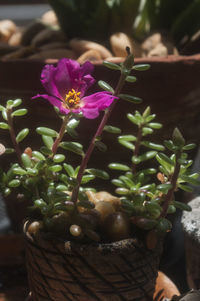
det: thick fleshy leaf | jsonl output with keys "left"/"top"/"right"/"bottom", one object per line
{"left": 60, "top": 142, "right": 84, "bottom": 156}
{"left": 40, "top": 146, "right": 53, "bottom": 156}
{"left": 12, "top": 108, "right": 27, "bottom": 117}
{"left": 8, "top": 179, "right": 21, "bottom": 187}
{"left": 118, "top": 140, "right": 135, "bottom": 150}
{"left": 16, "top": 128, "right": 29, "bottom": 143}
{"left": 132, "top": 64, "right": 150, "bottom": 71}
{"left": 118, "top": 135, "right": 136, "bottom": 141}
{"left": 0, "top": 122, "right": 9, "bottom": 129}
{"left": 87, "top": 168, "right": 109, "bottom": 180}
{"left": 32, "top": 151, "right": 45, "bottom": 161}
{"left": 142, "top": 141, "right": 164, "bottom": 151}
{"left": 53, "top": 154, "right": 65, "bottom": 163}
{"left": 13, "top": 99, "right": 22, "bottom": 107}
{"left": 63, "top": 163, "right": 75, "bottom": 177}
{"left": 21, "top": 153, "right": 32, "bottom": 168}
{"left": 95, "top": 140, "right": 107, "bottom": 152}
{"left": 108, "top": 163, "right": 130, "bottom": 171}
{"left": 104, "top": 125, "right": 121, "bottom": 134}
{"left": 36, "top": 127, "right": 58, "bottom": 137}
{"left": 125, "top": 76, "right": 137, "bottom": 83}
{"left": 173, "top": 201, "right": 192, "bottom": 211}
{"left": 49, "top": 165, "right": 62, "bottom": 173}
{"left": 98, "top": 80, "right": 114, "bottom": 93}
{"left": 119, "top": 94, "right": 142, "bottom": 104}
{"left": 103, "top": 61, "right": 121, "bottom": 70}
{"left": 81, "top": 174, "right": 95, "bottom": 184}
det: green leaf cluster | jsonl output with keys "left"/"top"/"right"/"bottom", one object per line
{"left": 108, "top": 106, "right": 197, "bottom": 233}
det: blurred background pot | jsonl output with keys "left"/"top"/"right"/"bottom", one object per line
{"left": 181, "top": 196, "right": 200, "bottom": 290}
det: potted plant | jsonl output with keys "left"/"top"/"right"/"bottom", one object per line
{"left": 0, "top": 51, "right": 197, "bottom": 300}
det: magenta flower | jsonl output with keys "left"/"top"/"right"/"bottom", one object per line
{"left": 33, "top": 58, "right": 117, "bottom": 119}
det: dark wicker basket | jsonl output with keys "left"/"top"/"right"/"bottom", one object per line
{"left": 24, "top": 221, "right": 163, "bottom": 301}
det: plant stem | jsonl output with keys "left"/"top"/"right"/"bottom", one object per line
{"left": 160, "top": 151, "right": 181, "bottom": 218}
{"left": 71, "top": 72, "right": 127, "bottom": 204}
{"left": 132, "top": 125, "right": 143, "bottom": 174}
{"left": 51, "top": 114, "right": 71, "bottom": 156}
{"left": 7, "top": 108, "right": 22, "bottom": 165}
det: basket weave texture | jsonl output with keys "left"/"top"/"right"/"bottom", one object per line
{"left": 24, "top": 223, "right": 162, "bottom": 301}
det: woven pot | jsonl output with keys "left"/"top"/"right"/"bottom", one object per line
{"left": 24, "top": 221, "right": 163, "bottom": 301}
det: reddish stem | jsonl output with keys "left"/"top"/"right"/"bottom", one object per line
{"left": 7, "top": 108, "right": 22, "bottom": 165}
{"left": 51, "top": 115, "right": 71, "bottom": 157}
{"left": 160, "top": 151, "right": 181, "bottom": 218}
{"left": 71, "top": 72, "right": 127, "bottom": 204}
{"left": 132, "top": 125, "right": 143, "bottom": 174}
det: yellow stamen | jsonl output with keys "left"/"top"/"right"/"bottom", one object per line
{"left": 64, "top": 89, "right": 81, "bottom": 109}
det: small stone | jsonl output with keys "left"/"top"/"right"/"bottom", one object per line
{"left": 28, "top": 221, "right": 42, "bottom": 235}
{"left": 104, "top": 212, "right": 130, "bottom": 241}
{"left": 31, "top": 29, "right": 67, "bottom": 48}
{"left": 39, "top": 42, "right": 68, "bottom": 51}
{"left": 95, "top": 201, "right": 115, "bottom": 222}
{"left": 70, "top": 224, "right": 82, "bottom": 237}
{"left": 0, "top": 43, "right": 18, "bottom": 56}
{"left": 142, "top": 32, "right": 179, "bottom": 57}
{"left": 2, "top": 46, "right": 35, "bottom": 60}
{"left": 0, "top": 19, "right": 17, "bottom": 42}
{"left": 41, "top": 10, "right": 58, "bottom": 26}
{"left": 8, "top": 30, "right": 22, "bottom": 47}
{"left": 28, "top": 48, "right": 76, "bottom": 60}
{"left": 95, "top": 191, "right": 121, "bottom": 210}
{"left": 3, "top": 46, "right": 35, "bottom": 60}
{"left": 0, "top": 143, "right": 5, "bottom": 155}
{"left": 20, "top": 21, "right": 47, "bottom": 46}
{"left": 110, "top": 32, "right": 142, "bottom": 57}
{"left": 77, "top": 49, "right": 102, "bottom": 64}
{"left": 105, "top": 56, "right": 124, "bottom": 63}
{"left": 141, "top": 33, "right": 162, "bottom": 54}
{"left": 69, "top": 39, "right": 112, "bottom": 59}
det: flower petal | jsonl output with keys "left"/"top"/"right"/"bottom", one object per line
{"left": 54, "top": 58, "right": 81, "bottom": 98}
{"left": 41, "top": 64, "right": 63, "bottom": 100}
{"left": 32, "top": 94, "right": 70, "bottom": 115}
{"left": 81, "top": 92, "right": 117, "bottom": 119}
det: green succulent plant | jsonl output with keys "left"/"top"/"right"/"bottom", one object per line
{"left": 0, "top": 52, "right": 198, "bottom": 244}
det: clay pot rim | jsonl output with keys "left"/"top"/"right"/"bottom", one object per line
{"left": 23, "top": 219, "right": 157, "bottom": 255}
{"left": 1, "top": 53, "right": 200, "bottom": 66}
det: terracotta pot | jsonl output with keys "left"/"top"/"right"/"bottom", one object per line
{"left": 181, "top": 196, "right": 200, "bottom": 289}
{"left": 24, "top": 221, "right": 163, "bottom": 301}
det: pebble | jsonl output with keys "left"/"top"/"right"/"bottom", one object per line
{"left": 39, "top": 42, "right": 68, "bottom": 51}
{"left": 142, "top": 32, "right": 179, "bottom": 57}
{"left": 20, "top": 21, "right": 47, "bottom": 46}
{"left": 77, "top": 49, "right": 102, "bottom": 64}
{"left": 69, "top": 39, "right": 112, "bottom": 59}
{"left": 31, "top": 28, "right": 67, "bottom": 47}
{"left": 147, "top": 42, "right": 178, "bottom": 57}
{"left": 141, "top": 33, "right": 162, "bottom": 54}
{"left": 104, "top": 212, "right": 130, "bottom": 241}
{"left": 0, "top": 43, "right": 18, "bottom": 56}
{"left": 28, "top": 48, "right": 76, "bottom": 60}
{"left": 110, "top": 32, "right": 142, "bottom": 57}
{"left": 41, "top": 10, "right": 58, "bottom": 26}
{"left": 2, "top": 46, "right": 35, "bottom": 60}
{"left": 0, "top": 20, "right": 17, "bottom": 43}
{"left": 95, "top": 201, "right": 115, "bottom": 222}
{"left": 8, "top": 31, "right": 22, "bottom": 47}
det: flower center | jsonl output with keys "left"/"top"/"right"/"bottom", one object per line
{"left": 64, "top": 89, "right": 81, "bottom": 109}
